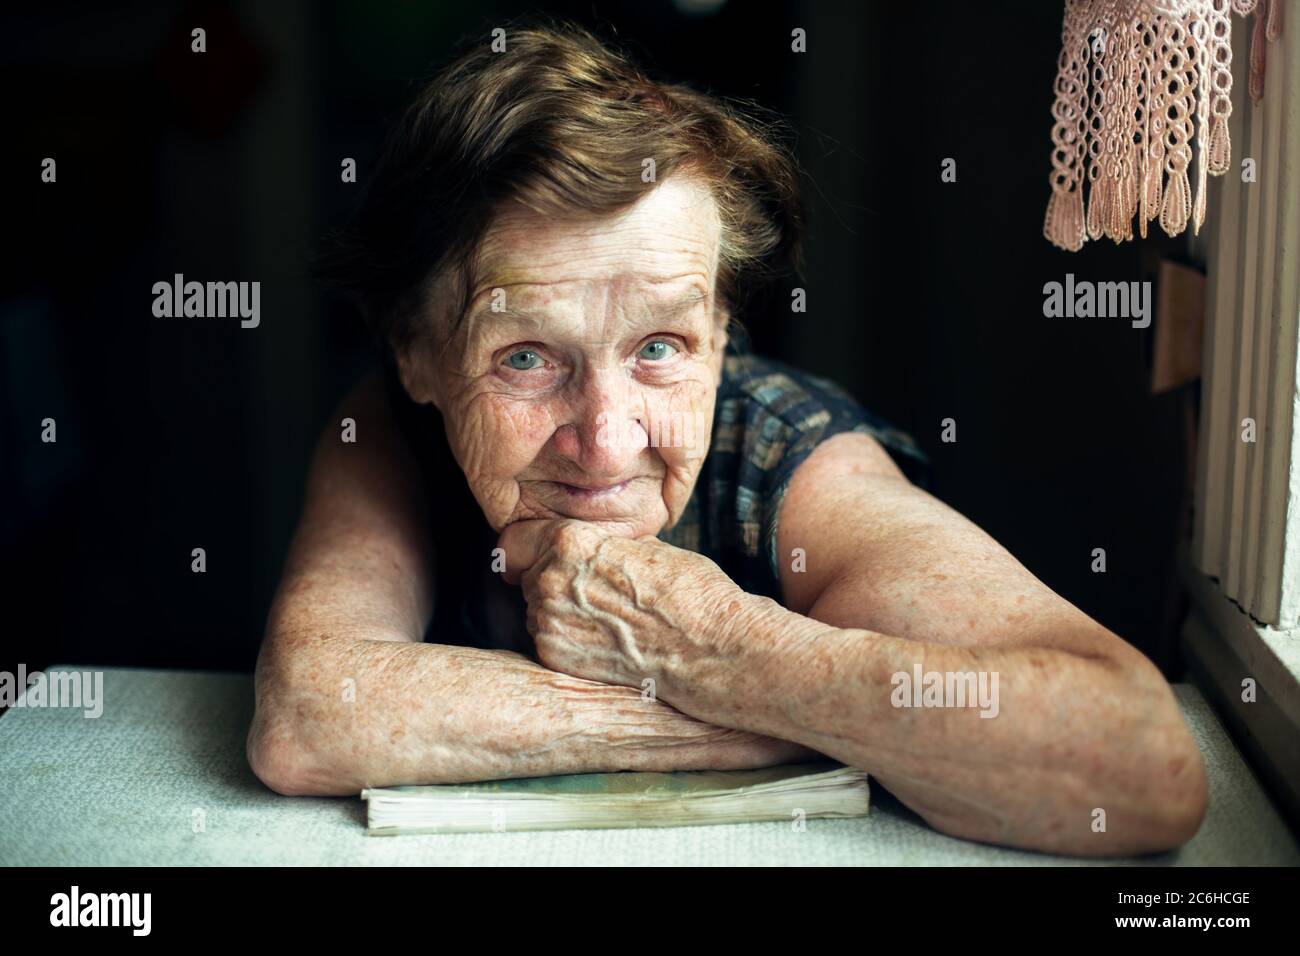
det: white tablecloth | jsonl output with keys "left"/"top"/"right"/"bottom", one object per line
{"left": 0, "top": 667, "right": 1294, "bottom": 865}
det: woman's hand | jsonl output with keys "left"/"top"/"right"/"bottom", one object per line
{"left": 496, "top": 519, "right": 742, "bottom": 692}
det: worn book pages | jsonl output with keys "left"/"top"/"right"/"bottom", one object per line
{"left": 362, "top": 761, "right": 869, "bottom": 834}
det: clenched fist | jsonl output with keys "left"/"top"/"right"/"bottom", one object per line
{"left": 496, "top": 518, "right": 742, "bottom": 693}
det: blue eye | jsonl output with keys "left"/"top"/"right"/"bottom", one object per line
{"left": 638, "top": 340, "right": 678, "bottom": 361}
{"left": 505, "top": 350, "right": 543, "bottom": 370}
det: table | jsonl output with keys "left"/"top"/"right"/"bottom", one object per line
{"left": 1, "top": 667, "right": 1295, "bottom": 865}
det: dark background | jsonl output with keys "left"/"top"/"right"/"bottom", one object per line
{"left": 1, "top": 0, "right": 1198, "bottom": 683}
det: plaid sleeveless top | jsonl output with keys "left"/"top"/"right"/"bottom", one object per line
{"left": 656, "top": 343, "right": 928, "bottom": 601}
{"left": 384, "top": 343, "right": 927, "bottom": 649}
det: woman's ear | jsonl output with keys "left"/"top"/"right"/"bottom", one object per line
{"left": 395, "top": 341, "right": 442, "bottom": 410}
{"left": 710, "top": 312, "right": 730, "bottom": 387}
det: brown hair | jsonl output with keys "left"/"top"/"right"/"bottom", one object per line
{"left": 317, "top": 20, "right": 804, "bottom": 353}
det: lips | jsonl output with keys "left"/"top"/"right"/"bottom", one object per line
{"left": 554, "top": 479, "right": 632, "bottom": 499}
{"left": 519, "top": 475, "right": 663, "bottom": 528}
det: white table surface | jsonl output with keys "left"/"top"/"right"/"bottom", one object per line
{"left": 0, "top": 666, "right": 1295, "bottom": 866}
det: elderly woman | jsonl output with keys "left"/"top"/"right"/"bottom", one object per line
{"left": 247, "top": 24, "right": 1206, "bottom": 856}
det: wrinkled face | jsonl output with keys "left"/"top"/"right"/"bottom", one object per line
{"left": 397, "top": 175, "right": 728, "bottom": 540}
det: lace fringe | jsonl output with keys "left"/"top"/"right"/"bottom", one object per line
{"left": 1044, "top": 0, "right": 1285, "bottom": 251}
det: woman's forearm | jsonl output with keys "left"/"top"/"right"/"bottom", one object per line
{"left": 655, "top": 590, "right": 1207, "bottom": 856}
{"left": 247, "top": 627, "right": 815, "bottom": 795}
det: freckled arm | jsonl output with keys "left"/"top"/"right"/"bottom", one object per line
{"left": 646, "top": 434, "right": 1208, "bottom": 856}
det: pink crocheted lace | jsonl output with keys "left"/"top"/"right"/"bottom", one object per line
{"left": 1045, "top": 0, "right": 1284, "bottom": 250}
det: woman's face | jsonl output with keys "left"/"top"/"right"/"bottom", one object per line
{"left": 398, "top": 175, "right": 728, "bottom": 540}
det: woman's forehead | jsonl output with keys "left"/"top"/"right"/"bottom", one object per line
{"left": 471, "top": 176, "right": 723, "bottom": 296}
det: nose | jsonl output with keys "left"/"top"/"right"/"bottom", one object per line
{"left": 550, "top": 363, "right": 647, "bottom": 479}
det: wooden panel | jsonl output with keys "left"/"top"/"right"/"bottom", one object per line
{"left": 1242, "top": 20, "right": 1286, "bottom": 612}
{"left": 1195, "top": 17, "right": 1252, "bottom": 579}
{"left": 1224, "top": 57, "right": 1265, "bottom": 602}
{"left": 1195, "top": 17, "right": 1300, "bottom": 629}
{"left": 1254, "top": 17, "right": 1300, "bottom": 627}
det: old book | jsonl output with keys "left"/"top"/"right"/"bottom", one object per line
{"left": 362, "top": 761, "right": 869, "bottom": 834}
